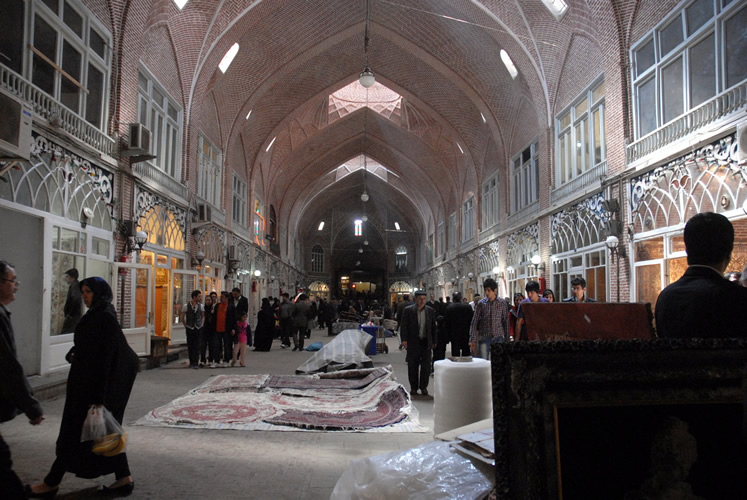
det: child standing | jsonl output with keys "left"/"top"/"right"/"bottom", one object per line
{"left": 232, "top": 312, "right": 250, "bottom": 367}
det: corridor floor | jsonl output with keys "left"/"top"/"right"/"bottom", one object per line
{"left": 6, "top": 330, "right": 436, "bottom": 499}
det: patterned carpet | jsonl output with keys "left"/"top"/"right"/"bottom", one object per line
{"left": 133, "top": 366, "right": 428, "bottom": 433}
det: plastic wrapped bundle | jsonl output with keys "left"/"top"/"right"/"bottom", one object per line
{"left": 433, "top": 358, "right": 492, "bottom": 435}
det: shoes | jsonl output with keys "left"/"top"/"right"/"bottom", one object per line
{"left": 292, "top": 346, "right": 298, "bottom": 351}
{"left": 410, "top": 389, "right": 418, "bottom": 396}
{"left": 240, "top": 364, "right": 246, "bottom": 367}
{"left": 24, "top": 484, "right": 59, "bottom": 499}
{"left": 210, "top": 362, "right": 217, "bottom": 368}
{"left": 421, "top": 389, "right": 429, "bottom": 396}
{"left": 230, "top": 360, "right": 236, "bottom": 367}
{"left": 100, "top": 481, "right": 135, "bottom": 497}
{"left": 192, "top": 365, "right": 199, "bottom": 370}
{"left": 199, "top": 362, "right": 205, "bottom": 368}
{"left": 280, "top": 344, "right": 288, "bottom": 349}
{"left": 221, "top": 361, "right": 229, "bottom": 368}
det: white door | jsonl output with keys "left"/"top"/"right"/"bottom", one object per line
{"left": 170, "top": 269, "right": 199, "bottom": 344}
{"left": 112, "top": 262, "right": 153, "bottom": 356}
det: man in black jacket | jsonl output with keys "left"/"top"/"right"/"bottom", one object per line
{"left": 445, "top": 291, "right": 474, "bottom": 357}
{"left": 655, "top": 212, "right": 747, "bottom": 338}
{"left": 400, "top": 290, "right": 437, "bottom": 396}
{"left": 0, "top": 260, "right": 44, "bottom": 497}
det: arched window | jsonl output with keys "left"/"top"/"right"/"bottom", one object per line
{"left": 395, "top": 246, "right": 408, "bottom": 272}
{"left": 311, "top": 245, "right": 324, "bottom": 273}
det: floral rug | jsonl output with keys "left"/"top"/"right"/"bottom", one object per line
{"left": 133, "top": 367, "right": 428, "bottom": 433}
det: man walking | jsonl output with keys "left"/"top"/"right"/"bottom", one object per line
{"left": 278, "top": 293, "right": 293, "bottom": 348}
{"left": 445, "top": 291, "right": 474, "bottom": 357}
{"left": 0, "top": 260, "right": 44, "bottom": 497}
{"left": 400, "top": 290, "right": 437, "bottom": 396}
{"left": 469, "top": 278, "right": 509, "bottom": 359}
{"left": 180, "top": 290, "right": 204, "bottom": 369}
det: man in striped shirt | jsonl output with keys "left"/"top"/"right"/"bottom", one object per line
{"left": 468, "top": 278, "right": 509, "bottom": 360}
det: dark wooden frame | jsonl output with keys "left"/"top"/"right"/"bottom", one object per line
{"left": 491, "top": 338, "right": 747, "bottom": 498}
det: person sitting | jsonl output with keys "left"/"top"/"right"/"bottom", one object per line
{"left": 655, "top": 212, "right": 747, "bottom": 338}
{"left": 562, "top": 277, "right": 596, "bottom": 302}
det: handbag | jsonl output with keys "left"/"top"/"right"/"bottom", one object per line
{"left": 80, "top": 405, "right": 127, "bottom": 456}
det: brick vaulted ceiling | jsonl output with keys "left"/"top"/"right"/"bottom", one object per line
{"left": 128, "top": 0, "right": 618, "bottom": 248}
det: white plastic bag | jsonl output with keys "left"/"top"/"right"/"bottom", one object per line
{"left": 80, "top": 405, "right": 127, "bottom": 456}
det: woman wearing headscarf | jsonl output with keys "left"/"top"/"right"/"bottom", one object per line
{"left": 28, "top": 277, "right": 139, "bottom": 498}
{"left": 253, "top": 297, "right": 275, "bottom": 351}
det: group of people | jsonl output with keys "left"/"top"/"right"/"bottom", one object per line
{"left": 2, "top": 263, "right": 138, "bottom": 498}
{"left": 181, "top": 288, "right": 259, "bottom": 369}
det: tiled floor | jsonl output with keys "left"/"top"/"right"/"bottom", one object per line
{"left": 7, "top": 331, "right": 438, "bottom": 498}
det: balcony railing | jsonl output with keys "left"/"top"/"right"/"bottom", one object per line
{"left": 627, "top": 82, "right": 747, "bottom": 164}
{"left": 132, "top": 161, "right": 187, "bottom": 200}
{"left": 550, "top": 161, "right": 607, "bottom": 204}
{"left": 1, "top": 65, "right": 115, "bottom": 157}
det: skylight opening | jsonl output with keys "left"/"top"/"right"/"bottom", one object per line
{"left": 318, "top": 221, "right": 325, "bottom": 231}
{"left": 500, "top": 50, "right": 518, "bottom": 79}
{"left": 245, "top": 110, "right": 252, "bottom": 120}
{"left": 172, "top": 0, "right": 188, "bottom": 9}
{"left": 265, "top": 136, "right": 276, "bottom": 152}
{"left": 457, "top": 142, "right": 464, "bottom": 154}
{"left": 540, "top": 0, "right": 569, "bottom": 21}
{"left": 394, "top": 222, "right": 401, "bottom": 231}
{"left": 480, "top": 112, "right": 487, "bottom": 124}
{"left": 219, "top": 43, "right": 239, "bottom": 73}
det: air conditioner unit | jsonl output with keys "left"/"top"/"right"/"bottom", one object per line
{"left": 127, "top": 123, "right": 151, "bottom": 153}
{"left": 197, "top": 203, "right": 212, "bottom": 222}
{"left": 0, "top": 85, "right": 33, "bottom": 161}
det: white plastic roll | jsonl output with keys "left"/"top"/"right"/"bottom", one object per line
{"left": 433, "top": 358, "right": 492, "bottom": 435}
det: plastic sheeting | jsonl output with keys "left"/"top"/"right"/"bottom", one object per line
{"left": 295, "top": 329, "right": 373, "bottom": 374}
{"left": 330, "top": 440, "right": 494, "bottom": 500}
{"left": 433, "top": 358, "right": 492, "bottom": 435}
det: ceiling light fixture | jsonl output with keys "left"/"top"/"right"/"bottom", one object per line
{"left": 359, "top": 0, "right": 375, "bottom": 88}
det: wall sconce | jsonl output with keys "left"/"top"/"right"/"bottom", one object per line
{"left": 133, "top": 231, "right": 148, "bottom": 252}
{"left": 492, "top": 266, "right": 500, "bottom": 275}
{"left": 467, "top": 272, "right": 474, "bottom": 280}
{"left": 123, "top": 221, "right": 148, "bottom": 254}
{"left": 195, "top": 250, "right": 205, "bottom": 268}
{"left": 254, "top": 269, "right": 261, "bottom": 277}
{"left": 605, "top": 235, "right": 626, "bottom": 258}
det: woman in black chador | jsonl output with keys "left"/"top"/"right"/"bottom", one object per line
{"left": 253, "top": 297, "right": 275, "bottom": 351}
{"left": 28, "top": 277, "right": 139, "bottom": 498}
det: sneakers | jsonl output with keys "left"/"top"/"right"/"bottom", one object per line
{"left": 292, "top": 346, "right": 298, "bottom": 351}
{"left": 210, "top": 362, "right": 217, "bottom": 368}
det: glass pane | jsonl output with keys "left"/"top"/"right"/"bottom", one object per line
{"left": 92, "top": 237, "right": 109, "bottom": 256}
{"left": 559, "top": 112, "right": 570, "bottom": 129}
{"left": 570, "top": 256, "right": 583, "bottom": 267}
{"left": 661, "top": 57, "right": 684, "bottom": 124}
{"left": 593, "top": 108, "right": 603, "bottom": 165}
{"left": 87, "top": 259, "right": 109, "bottom": 282}
{"left": 173, "top": 273, "right": 185, "bottom": 325}
{"left": 667, "top": 256, "right": 688, "bottom": 285}
{"left": 167, "top": 102, "right": 178, "bottom": 121}
{"left": 592, "top": 81, "right": 605, "bottom": 103}
{"left": 671, "top": 235, "right": 686, "bottom": 253}
{"left": 50, "top": 252, "right": 85, "bottom": 335}
{"left": 63, "top": 2, "right": 83, "bottom": 38}
{"left": 638, "top": 78, "right": 657, "bottom": 136}
{"left": 636, "top": 263, "right": 661, "bottom": 306}
{"left": 574, "top": 98, "right": 588, "bottom": 116}
{"left": 689, "top": 33, "right": 715, "bottom": 108}
{"left": 635, "top": 38, "right": 655, "bottom": 77}
{"left": 724, "top": 6, "right": 747, "bottom": 89}
{"left": 61, "top": 40, "right": 81, "bottom": 112}
{"left": 33, "top": 15, "right": 57, "bottom": 94}
{"left": 42, "top": 0, "right": 58, "bottom": 14}
{"left": 86, "top": 64, "right": 104, "bottom": 127}
{"left": 636, "top": 237, "right": 664, "bottom": 260}
{"left": 659, "top": 17, "right": 684, "bottom": 56}
{"left": 89, "top": 27, "right": 106, "bottom": 59}
{"left": 575, "top": 119, "right": 586, "bottom": 176}
{"left": 152, "top": 88, "right": 164, "bottom": 108}
{"left": 686, "top": 0, "right": 712, "bottom": 36}
{"left": 138, "top": 72, "right": 148, "bottom": 92}
{"left": 59, "top": 228, "right": 80, "bottom": 252}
